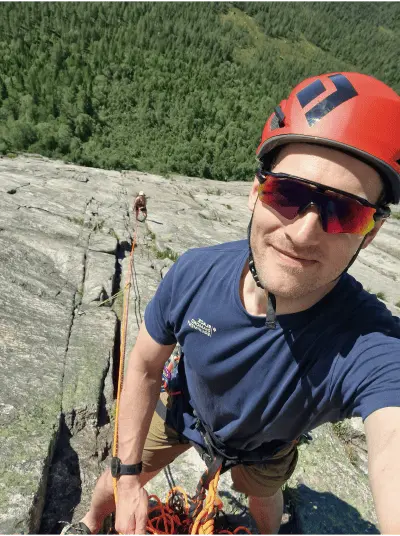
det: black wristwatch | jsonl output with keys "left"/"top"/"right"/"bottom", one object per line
{"left": 110, "top": 457, "right": 143, "bottom": 478}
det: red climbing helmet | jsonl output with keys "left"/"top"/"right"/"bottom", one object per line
{"left": 256, "top": 72, "right": 400, "bottom": 204}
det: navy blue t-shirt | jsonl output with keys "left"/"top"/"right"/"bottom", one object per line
{"left": 144, "top": 240, "right": 400, "bottom": 452}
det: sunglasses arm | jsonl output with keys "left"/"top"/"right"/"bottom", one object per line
{"left": 374, "top": 206, "right": 391, "bottom": 221}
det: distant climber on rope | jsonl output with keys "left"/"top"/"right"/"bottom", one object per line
{"left": 133, "top": 191, "right": 147, "bottom": 222}
{"left": 62, "top": 72, "right": 400, "bottom": 535}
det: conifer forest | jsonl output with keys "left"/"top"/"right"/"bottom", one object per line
{"left": 0, "top": 2, "right": 398, "bottom": 180}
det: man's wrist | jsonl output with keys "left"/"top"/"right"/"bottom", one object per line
{"left": 116, "top": 474, "right": 142, "bottom": 490}
{"left": 110, "top": 456, "right": 143, "bottom": 478}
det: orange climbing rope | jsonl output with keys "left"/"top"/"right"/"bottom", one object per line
{"left": 112, "top": 224, "right": 251, "bottom": 534}
{"left": 112, "top": 227, "right": 137, "bottom": 503}
{"left": 145, "top": 465, "right": 250, "bottom": 534}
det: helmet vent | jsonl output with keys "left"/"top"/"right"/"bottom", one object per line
{"left": 396, "top": 159, "right": 400, "bottom": 166}
{"left": 270, "top": 106, "right": 285, "bottom": 131}
{"left": 270, "top": 114, "right": 280, "bottom": 131}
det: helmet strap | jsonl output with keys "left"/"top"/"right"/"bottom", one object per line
{"left": 337, "top": 236, "right": 367, "bottom": 277}
{"left": 247, "top": 216, "right": 277, "bottom": 329}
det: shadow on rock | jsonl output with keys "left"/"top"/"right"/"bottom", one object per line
{"left": 219, "top": 489, "right": 298, "bottom": 535}
{"left": 39, "top": 417, "right": 82, "bottom": 534}
{"left": 285, "top": 484, "right": 379, "bottom": 534}
{"left": 218, "top": 490, "right": 258, "bottom": 533}
{"left": 217, "top": 485, "right": 378, "bottom": 535}
{"left": 119, "top": 240, "right": 132, "bottom": 254}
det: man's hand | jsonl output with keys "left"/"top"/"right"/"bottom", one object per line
{"left": 115, "top": 478, "right": 149, "bottom": 534}
{"left": 365, "top": 406, "right": 400, "bottom": 534}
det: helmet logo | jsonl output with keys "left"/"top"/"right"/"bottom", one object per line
{"left": 297, "top": 74, "right": 358, "bottom": 127}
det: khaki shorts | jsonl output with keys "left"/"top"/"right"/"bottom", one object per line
{"left": 142, "top": 393, "right": 298, "bottom": 497}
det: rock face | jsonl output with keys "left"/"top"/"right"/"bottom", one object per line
{"left": 0, "top": 155, "right": 399, "bottom": 534}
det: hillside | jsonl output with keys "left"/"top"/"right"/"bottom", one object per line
{"left": 0, "top": 2, "right": 399, "bottom": 179}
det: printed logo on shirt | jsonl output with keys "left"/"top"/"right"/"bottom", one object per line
{"left": 188, "top": 318, "right": 217, "bottom": 337}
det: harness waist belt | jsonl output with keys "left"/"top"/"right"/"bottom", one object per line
{"left": 155, "top": 398, "right": 293, "bottom": 470}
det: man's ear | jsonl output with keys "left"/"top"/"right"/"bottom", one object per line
{"left": 248, "top": 176, "right": 259, "bottom": 212}
{"left": 362, "top": 219, "right": 385, "bottom": 249}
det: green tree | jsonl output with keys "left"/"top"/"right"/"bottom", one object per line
{"left": 8, "top": 120, "right": 37, "bottom": 150}
{"left": 0, "top": 2, "right": 398, "bottom": 176}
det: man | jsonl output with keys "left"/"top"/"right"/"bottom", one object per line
{"left": 62, "top": 72, "right": 400, "bottom": 535}
{"left": 133, "top": 191, "right": 147, "bottom": 221}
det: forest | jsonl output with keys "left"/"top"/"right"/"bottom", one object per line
{"left": 0, "top": 2, "right": 398, "bottom": 181}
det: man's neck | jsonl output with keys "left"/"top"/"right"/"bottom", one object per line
{"left": 240, "top": 264, "right": 338, "bottom": 317}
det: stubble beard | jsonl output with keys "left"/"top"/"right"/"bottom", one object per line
{"left": 250, "top": 225, "right": 348, "bottom": 301}
{"left": 251, "top": 243, "right": 323, "bottom": 300}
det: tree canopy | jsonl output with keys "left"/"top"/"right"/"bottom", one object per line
{"left": 0, "top": 2, "right": 398, "bottom": 180}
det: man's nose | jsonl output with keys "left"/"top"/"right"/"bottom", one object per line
{"left": 284, "top": 205, "right": 324, "bottom": 246}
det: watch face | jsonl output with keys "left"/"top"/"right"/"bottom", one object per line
{"left": 110, "top": 457, "right": 120, "bottom": 477}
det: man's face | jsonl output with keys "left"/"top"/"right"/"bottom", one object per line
{"left": 248, "top": 143, "right": 384, "bottom": 300}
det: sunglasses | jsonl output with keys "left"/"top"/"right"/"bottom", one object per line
{"left": 256, "top": 171, "right": 390, "bottom": 236}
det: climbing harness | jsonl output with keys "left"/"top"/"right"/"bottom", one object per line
{"left": 156, "top": 379, "right": 295, "bottom": 473}
{"left": 112, "top": 221, "right": 252, "bottom": 534}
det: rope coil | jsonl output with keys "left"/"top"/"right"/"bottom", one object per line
{"left": 146, "top": 466, "right": 250, "bottom": 535}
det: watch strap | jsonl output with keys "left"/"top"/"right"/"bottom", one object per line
{"left": 120, "top": 461, "right": 143, "bottom": 475}
{"left": 110, "top": 456, "right": 143, "bottom": 477}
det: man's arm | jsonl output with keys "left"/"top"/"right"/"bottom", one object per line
{"left": 118, "top": 320, "right": 175, "bottom": 464}
{"left": 115, "top": 321, "right": 175, "bottom": 533}
{"left": 365, "top": 406, "right": 400, "bottom": 534}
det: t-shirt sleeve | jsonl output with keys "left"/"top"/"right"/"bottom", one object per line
{"left": 337, "top": 333, "right": 400, "bottom": 421}
{"left": 144, "top": 260, "right": 179, "bottom": 346}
